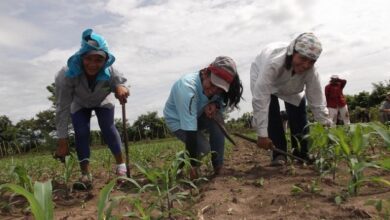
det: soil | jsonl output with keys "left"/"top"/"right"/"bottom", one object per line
{"left": 1, "top": 137, "right": 390, "bottom": 220}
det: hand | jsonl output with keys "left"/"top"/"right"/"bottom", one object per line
{"left": 257, "top": 137, "right": 274, "bottom": 150}
{"left": 115, "top": 85, "right": 130, "bottom": 105}
{"left": 56, "top": 138, "right": 69, "bottom": 156}
{"left": 204, "top": 103, "right": 217, "bottom": 118}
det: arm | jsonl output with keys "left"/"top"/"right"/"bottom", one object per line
{"left": 109, "top": 67, "right": 129, "bottom": 104}
{"left": 250, "top": 58, "right": 274, "bottom": 138}
{"left": 305, "top": 69, "right": 333, "bottom": 126}
{"left": 55, "top": 68, "right": 74, "bottom": 139}
{"left": 339, "top": 79, "right": 347, "bottom": 89}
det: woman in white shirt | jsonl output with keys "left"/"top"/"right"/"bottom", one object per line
{"left": 250, "top": 33, "right": 332, "bottom": 166}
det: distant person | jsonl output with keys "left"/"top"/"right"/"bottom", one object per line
{"left": 250, "top": 33, "right": 332, "bottom": 166}
{"left": 325, "top": 75, "right": 350, "bottom": 125}
{"left": 54, "top": 29, "right": 130, "bottom": 189}
{"left": 356, "top": 107, "right": 370, "bottom": 123}
{"left": 380, "top": 92, "right": 390, "bottom": 123}
{"left": 164, "top": 56, "right": 243, "bottom": 178}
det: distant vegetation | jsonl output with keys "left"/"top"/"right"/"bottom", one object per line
{"left": 0, "top": 80, "right": 389, "bottom": 157}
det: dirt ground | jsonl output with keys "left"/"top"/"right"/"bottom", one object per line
{"left": 2, "top": 137, "right": 390, "bottom": 220}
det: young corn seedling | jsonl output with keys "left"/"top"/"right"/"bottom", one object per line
{"left": 61, "top": 153, "right": 77, "bottom": 197}
{"left": 134, "top": 150, "right": 201, "bottom": 219}
{"left": 0, "top": 180, "right": 54, "bottom": 220}
{"left": 97, "top": 176, "right": 141, "bottom": 219}
{"left": 10, "top": 165, "right": 33, "bottom": 193}
{"left": 365, "top": 198, "right": 390, "bottom": 220}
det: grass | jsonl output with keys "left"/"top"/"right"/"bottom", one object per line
{"left": 0, "top": 136, "right": 235, "bottom": 184}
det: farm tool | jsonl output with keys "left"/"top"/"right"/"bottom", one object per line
{"left": 121, "top": 103, "right": 131, "bottom": 178}
{"left": 212, "top": 114, "right": 237, "bottom": 146}
{"left": 232, "top": 133, "right": 308, "bottom": 164}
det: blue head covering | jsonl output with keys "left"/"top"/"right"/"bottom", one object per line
{"left": 65, "top": 29, "right": 115, "bottom": 81}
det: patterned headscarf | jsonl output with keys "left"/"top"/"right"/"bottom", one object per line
{"left": 286, "top": 33, "right": 322, "bottom": 60}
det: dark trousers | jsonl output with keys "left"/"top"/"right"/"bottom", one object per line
{"left": 71, "top": 107, "right": 122, "bottom": 162}
{"left": 173, "top": 113, "right": 225, "bottom": 168}
{"left": 268, "top": 95, "right": 309, "bottom": 160}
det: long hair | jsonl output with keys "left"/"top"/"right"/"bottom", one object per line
{"left": 201, "top": 68, "right": 243, "bottom": 109}
{"left": 284, "top": 54, "right": 293, "bottom": 70}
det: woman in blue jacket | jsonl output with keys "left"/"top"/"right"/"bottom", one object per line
{"left": 54, "top": 29, "right": 129, "bottom": 189}
{"left": 164, "top": 56, "right": 243, "bottom": 178}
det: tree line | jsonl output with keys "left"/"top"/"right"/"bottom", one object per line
{"left": 0, "top": 80, "right": 389, "bottom": 157}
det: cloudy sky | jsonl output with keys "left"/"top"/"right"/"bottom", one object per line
{"left": 1, "top": 0, "right": 389, "bottom": 126}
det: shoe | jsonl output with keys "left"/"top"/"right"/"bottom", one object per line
{"left": 270, "top": 155, "right": 286, "bottom": 167}
{"left": 73, "top": 173, "right": 93, "bottom": 190}
{"left": 116, "top": 165, "right": 128, "bottom": 185}
{"left": 213, "top": 165, "right": 224, "bottom": 176}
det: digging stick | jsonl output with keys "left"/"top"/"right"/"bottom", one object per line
{"left": 121, "top": 103, "right": 131, "bottom": 177}
{"left": 212, "top": 116, "right": 237, "bottom": 146}
{"left": 233, "top": 133, "right": 307, "bottom": 164}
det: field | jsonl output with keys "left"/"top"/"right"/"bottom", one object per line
{"left": 1, "top": 123, "right": 390, "bottom": 219}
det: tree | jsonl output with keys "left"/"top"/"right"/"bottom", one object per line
{"left": 131, "top": 111, "right": 169, "bottom": 140}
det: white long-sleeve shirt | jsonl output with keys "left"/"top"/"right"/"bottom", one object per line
{"left": 250, "top": 42, "right": 331, "bottom": 137}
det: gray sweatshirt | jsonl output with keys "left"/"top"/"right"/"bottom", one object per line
{"left": 55, "top": 66, "right": 127, "bottom": 138}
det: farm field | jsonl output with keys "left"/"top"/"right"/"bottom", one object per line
{"left": 1, "top": 123, "right": 390, "bottom": 219}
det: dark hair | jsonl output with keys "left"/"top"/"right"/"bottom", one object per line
{"left": 284, "top": 54, "right": 293, "bottom": 70}
{"left": 201, "top": 68, "right": 243, "bottom": 109}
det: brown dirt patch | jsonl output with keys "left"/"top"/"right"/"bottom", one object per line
{"left": 1, "top": 138, "right": 389, "bottom": 219}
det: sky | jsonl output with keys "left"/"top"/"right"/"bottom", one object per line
{"left": 0, "top": 0, "right": 389, "bottom": 127}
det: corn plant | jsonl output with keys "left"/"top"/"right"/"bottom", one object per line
{"left": 0, "top": 180, "right": 53, "bottom": 220}
{"left": 97, "top": 177, "right": 141, "bottom": 220}
{"left": 10, "top": 165, "right": 33, "bottom": 193}
{"left": 132, "top": 150, "right": 202, "bottom": 219}
{"left": 365, "top": 198, "right": 390, "bottom": 220}
{"left": 122, "top": 196, "right": 155, "bottom": 220}
{"left": 307, "top": 123, "right": 340, "bottom": 180}
{"left": 308, "top": 122, "right": 390, "bottom": 195}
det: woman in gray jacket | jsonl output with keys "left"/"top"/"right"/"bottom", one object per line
{"left": 54, "top": 29, "right": 129, "bottom": 189}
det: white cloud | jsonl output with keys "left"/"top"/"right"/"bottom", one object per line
{"left": 0, "top": 0, "right": 389, "bottom": 125}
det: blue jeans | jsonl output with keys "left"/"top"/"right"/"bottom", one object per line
{"left": 268, "top": 95, "right": 309, "bottom": 160}
{"left": 71, "top": 107, "right": 122, "bottom": 162}
{"left": 173, "top": 114, "right": 225, "bottom": 168}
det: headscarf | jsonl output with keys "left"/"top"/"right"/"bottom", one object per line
{"left": 286, "top": 33, "right": 322, "bottom": 60}
{"left": 65, "top": 29, "right": 115, "bottom": 81}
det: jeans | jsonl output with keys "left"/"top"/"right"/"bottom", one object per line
{"left": 268, "top": 95, "right": 309, "bottom": 160}
{"left": 71, "top": 107, "right": 122, "bottom": 162}
{"left": 173, "top": 113, "right": 225, "bottom": 168}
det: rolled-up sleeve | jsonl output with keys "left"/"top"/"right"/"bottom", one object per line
{"left": 55, "top": 68, "right": 73, "bottom": 138}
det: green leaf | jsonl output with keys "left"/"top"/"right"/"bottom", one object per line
{"left": 369, "top": 122, "right": 390, "bottom": 147}
{"left": 0, "top": 183, "right": 45, "bottom": 220}
{"left": 370, "top": 177, "right": 390, "bottom": 187}
{"left": 34, "top": 181, "right": 53, "bottom": 220}
{"left": 334, "top": 196, "right": 342, "bottom": 205}
{"left": 376, "top": 158, "right": 390, "bottom": 170}
{"left": 97, "top": 179, "right": 116, "bottom": 220}
{"left": 351, "top": 124, "right": 363, "bottom": 154}
{"left": 291, "top": 185, "right": 304, "bottom": 195}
